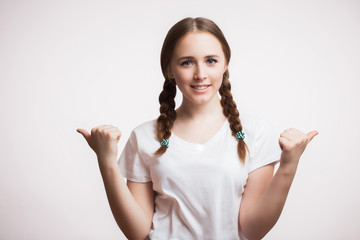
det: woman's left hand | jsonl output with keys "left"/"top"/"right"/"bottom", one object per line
{"left": 278, "top": 128, "right": 318, "bottom": 170}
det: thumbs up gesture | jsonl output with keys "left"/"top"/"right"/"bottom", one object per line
{"left": 278, "top": 128, "right": 318, "bottom": 169}
{"left": 77, "top": 125, "right": 122, "bottom": 162}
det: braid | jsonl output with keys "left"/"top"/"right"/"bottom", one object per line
{"left": 154, "top": 78, "right": 177, "bottom": 155}
{"left": 219, "top": 70, "right": 249, "bottom": 164}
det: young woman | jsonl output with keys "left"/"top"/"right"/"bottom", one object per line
{"left": 77, "top": 17, "right": 318, "bottom": 240}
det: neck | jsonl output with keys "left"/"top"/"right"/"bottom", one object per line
{"left": 176, "top": 95, "right": 225, "bottom": 122}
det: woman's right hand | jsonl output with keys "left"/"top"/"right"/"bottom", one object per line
{"left": 77, "top": 125, "right": 122, "bottom": 163}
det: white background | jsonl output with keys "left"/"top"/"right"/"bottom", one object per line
{"left": 1, "top": 0, "right": 359, "bottom": 239}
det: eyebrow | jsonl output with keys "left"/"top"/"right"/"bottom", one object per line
{"left": 177, "top": 55, "right": 220, "bottom": 61}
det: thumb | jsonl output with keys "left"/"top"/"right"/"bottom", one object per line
{"left": 77, "top": 128, "right": 91, "bottom": 144}
{"left": 307, "top": 130, "right": 319, "bottom": 144}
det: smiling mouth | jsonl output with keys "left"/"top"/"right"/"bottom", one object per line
{"left": 191, "top": 85, "right": 210, "bottom": 90}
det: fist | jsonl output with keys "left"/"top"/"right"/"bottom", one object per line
{"left": 279, "top": 128, "right": 318, "bottom": 168}
{"left": 77, "top": 125, "right": 122, "bottom": 160}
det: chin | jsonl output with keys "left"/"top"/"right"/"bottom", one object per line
{"left": 189, "top": 97, "right": 215, "bottom": 105}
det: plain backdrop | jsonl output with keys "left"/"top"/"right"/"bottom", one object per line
{"left": 1, "top": 0, "right": 359, "bottom": 239}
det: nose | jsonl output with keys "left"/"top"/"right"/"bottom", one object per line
{"left": 194, "top": 63, "right": 207, "bottom": 81}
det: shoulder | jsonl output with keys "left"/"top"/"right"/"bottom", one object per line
{"left": 239, "top": 110, "right": 281, "bottom": 170}
{"left": 129, "top": 119, "right": 159, "bottom": 154}
{"left": 239, "top": 110, "right": 273, "bottom": 131}
{"left": 132, "top": 119, "right": 157, "bottom": 136}
{"left": 238, "top": 110, "right": 278, "bottom": 149}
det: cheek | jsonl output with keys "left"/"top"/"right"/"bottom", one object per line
{"left": 209, "top": 69, "right": 225, "bottom": 82}
{"left": 174, "top": 69, "right": 193, "bottom": 82}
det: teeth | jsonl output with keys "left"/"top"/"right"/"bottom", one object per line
{"left": 193, "top": 86, "right": 208, "bottom": 90}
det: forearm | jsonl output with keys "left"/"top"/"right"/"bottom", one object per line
{"left": 98, "top": 157, "right": 151, "bottom": 240}
{"left": 240, "top": 161, "right": 298, "bottom": 239}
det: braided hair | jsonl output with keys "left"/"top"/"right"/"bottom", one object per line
{"left": 154, "top": 77, "right": 177, "bottom": 155}
{"left": 219, "top": 70, "right": 249, "bottom": 163}
{"left": 155, "top": 17, "right": 249, "bottom": 163}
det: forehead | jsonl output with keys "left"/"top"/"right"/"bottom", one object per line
{"left": 172, "top": 31, "right": 224, "bottom": 58}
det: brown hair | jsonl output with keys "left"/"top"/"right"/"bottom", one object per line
{"left": 155, "top": 17, "right": 249, "bottom": 163}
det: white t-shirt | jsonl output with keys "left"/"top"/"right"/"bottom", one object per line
{"left": 118, "top": 110, "right": 282, "bottom": 240}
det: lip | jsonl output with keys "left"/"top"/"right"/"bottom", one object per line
{"left": 190, "top": 84, "right": 210, "bottom": 93}
{"left": 190, "top": 84, "right": 211, "bottom": 88}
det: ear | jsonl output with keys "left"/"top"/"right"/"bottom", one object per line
{"left": 167, "top": 66, "right": 175, "bottom": 79}
{"left": 168, "top": 72, "right": 174, "bottom": 79}
{"left": 223, "top": 63, "right": 228, "bottom": 73}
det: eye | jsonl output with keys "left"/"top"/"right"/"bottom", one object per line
{"left": 207, "top": 58, "right": 218, "bottom": 64}
{"left": 181, "top": 60, "right": 193, "bottom": 66}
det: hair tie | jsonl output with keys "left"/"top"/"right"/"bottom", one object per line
{"left": 160, "top": 139, "right": 169, "bottom": 148}
{"left": 236, "top": 131, "right": 245, "bottom": 140}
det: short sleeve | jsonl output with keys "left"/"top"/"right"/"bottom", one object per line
{"left": 118, "top": 130, "right": 151, "bottom": 182}
{"left": 247, "top": 118, "right": 282, "bottom": 173}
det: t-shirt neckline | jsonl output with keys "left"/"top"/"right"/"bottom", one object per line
{"left": 170, "top": 120, "right": 229, "bottom": 151}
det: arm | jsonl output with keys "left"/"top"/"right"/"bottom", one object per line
{"left": 77, "top": 126, "right": 154, "bottom": 240}
{"left": 99, "top": 160, "right": 154, "bottom": 240}
{"left": 239, "top": 128, "right": 318, "bottom": 240}
{"left": 239, "top": 162, "right": 295, "bottom": 239}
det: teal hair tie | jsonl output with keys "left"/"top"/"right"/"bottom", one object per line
{"left": 160, "top": 139, "right": 169, "bottom": 148}
{"left": 236, "top": 131, "right": 245, "bottom": 140}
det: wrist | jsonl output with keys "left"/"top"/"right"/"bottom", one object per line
{"left": 278, "top": 159, "right": 298, "bottom": 176}
{"left": 97, "top": 155, "right": 118, "bottom": 169}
